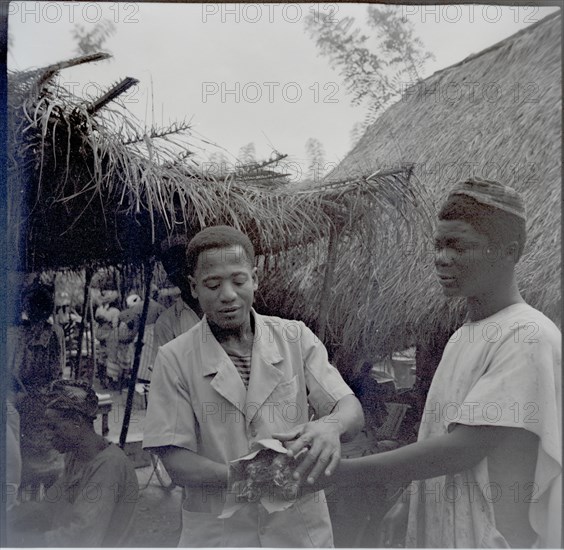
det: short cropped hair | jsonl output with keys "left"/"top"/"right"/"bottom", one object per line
{"left": 186, "top": 226, "right": 255, "bottom": 276}
{"left": 438, "top": 194, "right": 527, "bottom": 260}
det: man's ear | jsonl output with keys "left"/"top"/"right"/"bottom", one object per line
{"left": 188, "top": 276, "right": 198, "bottom": 299}
{"left": 252, "top": 267, "right": 258, "bottom": 291}
{"left": 505, "top": 240, "right": 520, "bottom": 263}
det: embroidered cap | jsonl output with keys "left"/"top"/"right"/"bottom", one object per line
{"left": 47, "top": 380, "right": 99, "bottom": 421}
{"left": 448, "top": 177, "right": 526, "bottom": 220}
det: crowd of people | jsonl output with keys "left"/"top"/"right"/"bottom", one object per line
{"left": 4, "top": 177, "right": 561, "bottom": 548}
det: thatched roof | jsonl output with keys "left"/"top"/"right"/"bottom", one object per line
{"left": 8, "top": 54, "right": 430, "bottom": 274}
{"left": 8, "top": 53, "right": 437, "bottom": 370}
{"left": 318, "top": 11, "right": 561, "bottom": 361}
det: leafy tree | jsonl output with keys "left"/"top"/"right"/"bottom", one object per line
{"left": 305, "top": 137, "right": 327, "bottom": 183}
{"left": 207, "top": 151, "right": 231, "bottom": 179}
{"left": 237, "top": 142, "right": 256, "bottom": 165}
{"left": 71, "top": 19, "right": 116, "bottom": 56}
{"left": 305, "top": 6, "right": 433, "bottom": 146}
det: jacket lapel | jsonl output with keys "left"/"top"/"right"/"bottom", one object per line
{"left": 245, "top": 313, "right": 284, "bottom": 426}
{"left": 199, "top": 318, "right": 247, "bottom": 416}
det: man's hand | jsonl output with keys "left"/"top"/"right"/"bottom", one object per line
{"left": 273, "top": 419, "right": 342, "bottom": 486}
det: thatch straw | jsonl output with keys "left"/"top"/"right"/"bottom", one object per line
{"left": 8, "top": 53, "right": 433, "bottom": 374}
{"left": 318, "top": 12, "right": 561, "bottom": 363}
{"left": 11, "top": 15, "right": 559, "bottom": 371}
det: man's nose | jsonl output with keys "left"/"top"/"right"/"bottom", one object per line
{"left": 435, "top": 248, "right": 454, "bottom": 266}
{"left": 219, "top": 282, "right": 237, "bottom": 301}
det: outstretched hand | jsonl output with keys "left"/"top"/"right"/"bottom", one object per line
{"left": 272, "top": 419, "right": 342, "bottom": 486}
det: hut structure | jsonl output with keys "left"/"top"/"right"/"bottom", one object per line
{"left": 8, "top": 54, "right": 430, "bottom": 271}
{"left": 7, "top": 53, "right": 433, "bottom": 402}
{"left": 311, "top": 11, "right": 561, "bottom": 370}
{"left": 8, "top": 13, "right": 560, "bottom": 387}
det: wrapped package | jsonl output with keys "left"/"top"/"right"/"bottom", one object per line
{"left": 219, "top": 439, "right": 302, "bottom": 518}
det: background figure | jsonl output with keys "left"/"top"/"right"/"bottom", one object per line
{"left": 348, "top": 361, "right": 394, "bottom": 436}
{"left": 7, "top": 380, "right": 139, "bottom": 547}
{"left": 105, "top": 313, "right": 135, "bottom": 390}
{"left": 121, "top": 291, "right": 165, "bottom": 383}
{"left": 94, "top": 291, "right": 120, "bottom": 388}
{"left": 54, "top": 290, "right": 81, "bottom": 376}
{"left": 10, "top": 285, "right": 64, "bottom": 392}
{"left": 8, "top": 284, "right": 65, "bottom": 499}
{"left": 153, "top": 235, "right": 201, "bottom": 350}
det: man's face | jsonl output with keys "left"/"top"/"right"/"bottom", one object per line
{"left": 45, "top": 409, "right": 79, "bottom": 454}
{"left": 189, "top": 245, "right": 257, "bottom": 330}
{"left": 434, "top": 220, "right": 502, "bottom": 299}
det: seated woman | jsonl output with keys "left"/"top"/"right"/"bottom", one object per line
{"left": 7, "top": 380, "right": 139, "bottom": 547}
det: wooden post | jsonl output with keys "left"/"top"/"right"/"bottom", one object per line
{"left": 119, "top": 258, "right": 154, "bottom": 448}
{"left": 86, "top": 290, "right": 97, "bottom": 384}
{"left": 317, "top": 224, "right": 339, "bottom": 342}
{"left": 74, "top": 266, "right": 93, "bottom": 379}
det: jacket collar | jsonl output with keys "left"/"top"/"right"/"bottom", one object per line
{"left": 198, "top": 310, "right": 284, "bottom": 423}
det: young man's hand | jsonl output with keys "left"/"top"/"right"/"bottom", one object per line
{"left": 273, "top": 419, "right": 342, "bottom": 486}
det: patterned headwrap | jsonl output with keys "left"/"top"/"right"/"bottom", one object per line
{"left": 447, "top": 177, "right": 526, "bottom": 220}
{"left": 46, "top": 380, "right": 99, "bottom": 421}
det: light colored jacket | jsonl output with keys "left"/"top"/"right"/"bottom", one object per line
{"left": 144, "top": 310, "right": 353, "bottom": 547}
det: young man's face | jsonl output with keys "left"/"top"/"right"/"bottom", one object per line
{"left": 189, "top": 245, "right": 257, "bottom": 331}
{"left": 434, "top": 219, "right": 503, "bottom": 299}
{"left": 45, "top": 408, "right": 80, "bottom": 453}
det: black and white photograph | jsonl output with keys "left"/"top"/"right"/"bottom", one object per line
{"left": 3, "top": 1, "right": 562, "bottom": 548}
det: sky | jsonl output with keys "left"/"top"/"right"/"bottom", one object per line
{"left": 8, "top": 2, "right": 561, "bottom": 181}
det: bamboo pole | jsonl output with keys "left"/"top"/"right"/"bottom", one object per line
{"left": 74, "top": 267, "right": 93, "bottom": 379}
{"left": 87, "top": 290, "right": 97, "bottom": 384}
{"left": 119, "top": 258, "right": 154, "bottom": 448}
{"left": 317, "top": 224, "right": 340, "bottom": 342}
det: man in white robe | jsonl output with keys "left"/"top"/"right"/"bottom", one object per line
{"left": 306, "top": 178, "right": 561, "bottom": 548}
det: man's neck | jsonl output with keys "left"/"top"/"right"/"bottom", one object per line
{"left": 209, "top": 316, "right": 254, "bottom": 348}
{"left": 72, "top": 431, "right": 108, "bottom": 462}
{"left": 466, "top": 279, "right": 525, "bottom": 322}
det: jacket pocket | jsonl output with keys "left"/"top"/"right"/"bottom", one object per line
{"left": 270, "top": 375, "right": 299, "bottom": 404}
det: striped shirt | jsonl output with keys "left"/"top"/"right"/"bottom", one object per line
{"left": 226, "top": 351, "right": 252, "bottom": 388}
